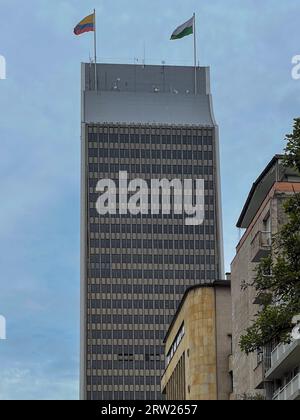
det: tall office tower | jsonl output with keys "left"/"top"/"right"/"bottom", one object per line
{"left": 80, "top": 63, "right": 224, "bottom": 400}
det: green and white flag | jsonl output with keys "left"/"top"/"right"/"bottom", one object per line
{"left": 171, "top": 16, "right": 194, "bottom": 40}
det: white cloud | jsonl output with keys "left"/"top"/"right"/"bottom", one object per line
{"left": 0, "top": 365, "right": 78, "bottom": 400}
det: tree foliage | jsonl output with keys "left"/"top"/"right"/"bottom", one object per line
{"left": 283, "top": 117, "right": 300, "bottom": 173}
{"left": 240, "top": 118, "right": 300, "bottom": 354}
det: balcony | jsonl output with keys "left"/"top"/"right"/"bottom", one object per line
{"left": 254, "top": 362, "right": 266, "bottom": 390}
{"left": 273, "top": 374, "right": 300, "bottom": 400}
{"left": 265, "top": 339, "right": 300, "bottom": 380}
{"left": 251, "top": 231, "right": 272, "bottom": 263}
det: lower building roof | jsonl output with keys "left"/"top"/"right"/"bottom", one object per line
{"left": 237, "top": 155, "right": 300, "bottom": 229}
{"left": 163, "top": 280, "right": 231, "bottom": 343}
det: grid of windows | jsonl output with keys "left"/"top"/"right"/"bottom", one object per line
{"left": 84, "top": 124, "right": 220, "bottom": 400}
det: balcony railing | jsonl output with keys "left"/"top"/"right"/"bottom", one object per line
{"left": 251, "top": 231, "right": 272, "bottom": 263}
{"left": 265, "top": 339, "right": 300, "bottom": 380}
{"left": 273, "top": 373, "right": 300, "bottom": 400}
{"left": 253, "top": 346, "right": 272, "bottom": 389}
{"left": 271, "top": 341, "right": 294, "bottom": 366}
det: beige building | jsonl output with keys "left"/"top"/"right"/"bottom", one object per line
{"left": 161, "top": 281, "right": 232, "bottom": 400}
{"left": 231, "top": 155, "right": 300, "bottom": 400}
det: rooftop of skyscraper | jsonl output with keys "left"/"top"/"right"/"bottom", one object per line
{"left": 81, "top": 63, "right": 216, "bottom": 126}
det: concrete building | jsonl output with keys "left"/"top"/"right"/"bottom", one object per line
{"left": 80, "top": 63, "right": 224, "bottom": 400}
{"left": 161, "top": 281, "right": 232, "bottom": 400}
{"left": 231, "top": 155, "right": 300, "bottom": 400}
{"left": 265, "top": 315, "right": 300, "bottom": 400}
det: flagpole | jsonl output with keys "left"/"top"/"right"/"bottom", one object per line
{"left": 193, "top": 13, "right": 197, "bottom": 95}
{"left": 93, "top": 9, "right": 97, "bottom": 91}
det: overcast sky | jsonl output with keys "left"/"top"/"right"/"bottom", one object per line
{"left": 0, "top": 0, "right": 299, "bottom": 400}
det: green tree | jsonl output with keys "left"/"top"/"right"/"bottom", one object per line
{"left": 283, "top": 117, "right": 300, "bottom": 172}
{"left": 240, "top": 118, "right": 300, "bottom": 355}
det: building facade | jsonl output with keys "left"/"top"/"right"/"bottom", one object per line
{"left": 265, "top": 316, "right": 300, "bottom": 401}
{"left": 161, "top": 281, "right": 232, "bottom": 400}
{"left": 80, "top": 63, "right": 224, "bottom": 400}
{"left": 231, "top": 155, "right": 300, "bottom": 400}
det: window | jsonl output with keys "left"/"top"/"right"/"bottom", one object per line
{"left": 166, "top": 323, "right": 185, "bottom": 368}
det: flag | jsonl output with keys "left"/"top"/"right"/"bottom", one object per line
{"left": 74, "top": 13, "right": 95, "bottom": 36}
{"left": 171, "top": 16, "right": 194, "bottom": 40}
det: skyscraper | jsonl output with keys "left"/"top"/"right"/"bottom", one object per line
{"left": 80, "top": 63, "right": 224, "bottom": 400}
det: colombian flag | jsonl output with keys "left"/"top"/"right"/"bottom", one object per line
{"left": 74, "top": 13, "right": 95, "bottom": 36}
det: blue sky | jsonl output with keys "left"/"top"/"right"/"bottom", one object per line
{"left": 0, "top": 0, "right": 299, "bottom": 400}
